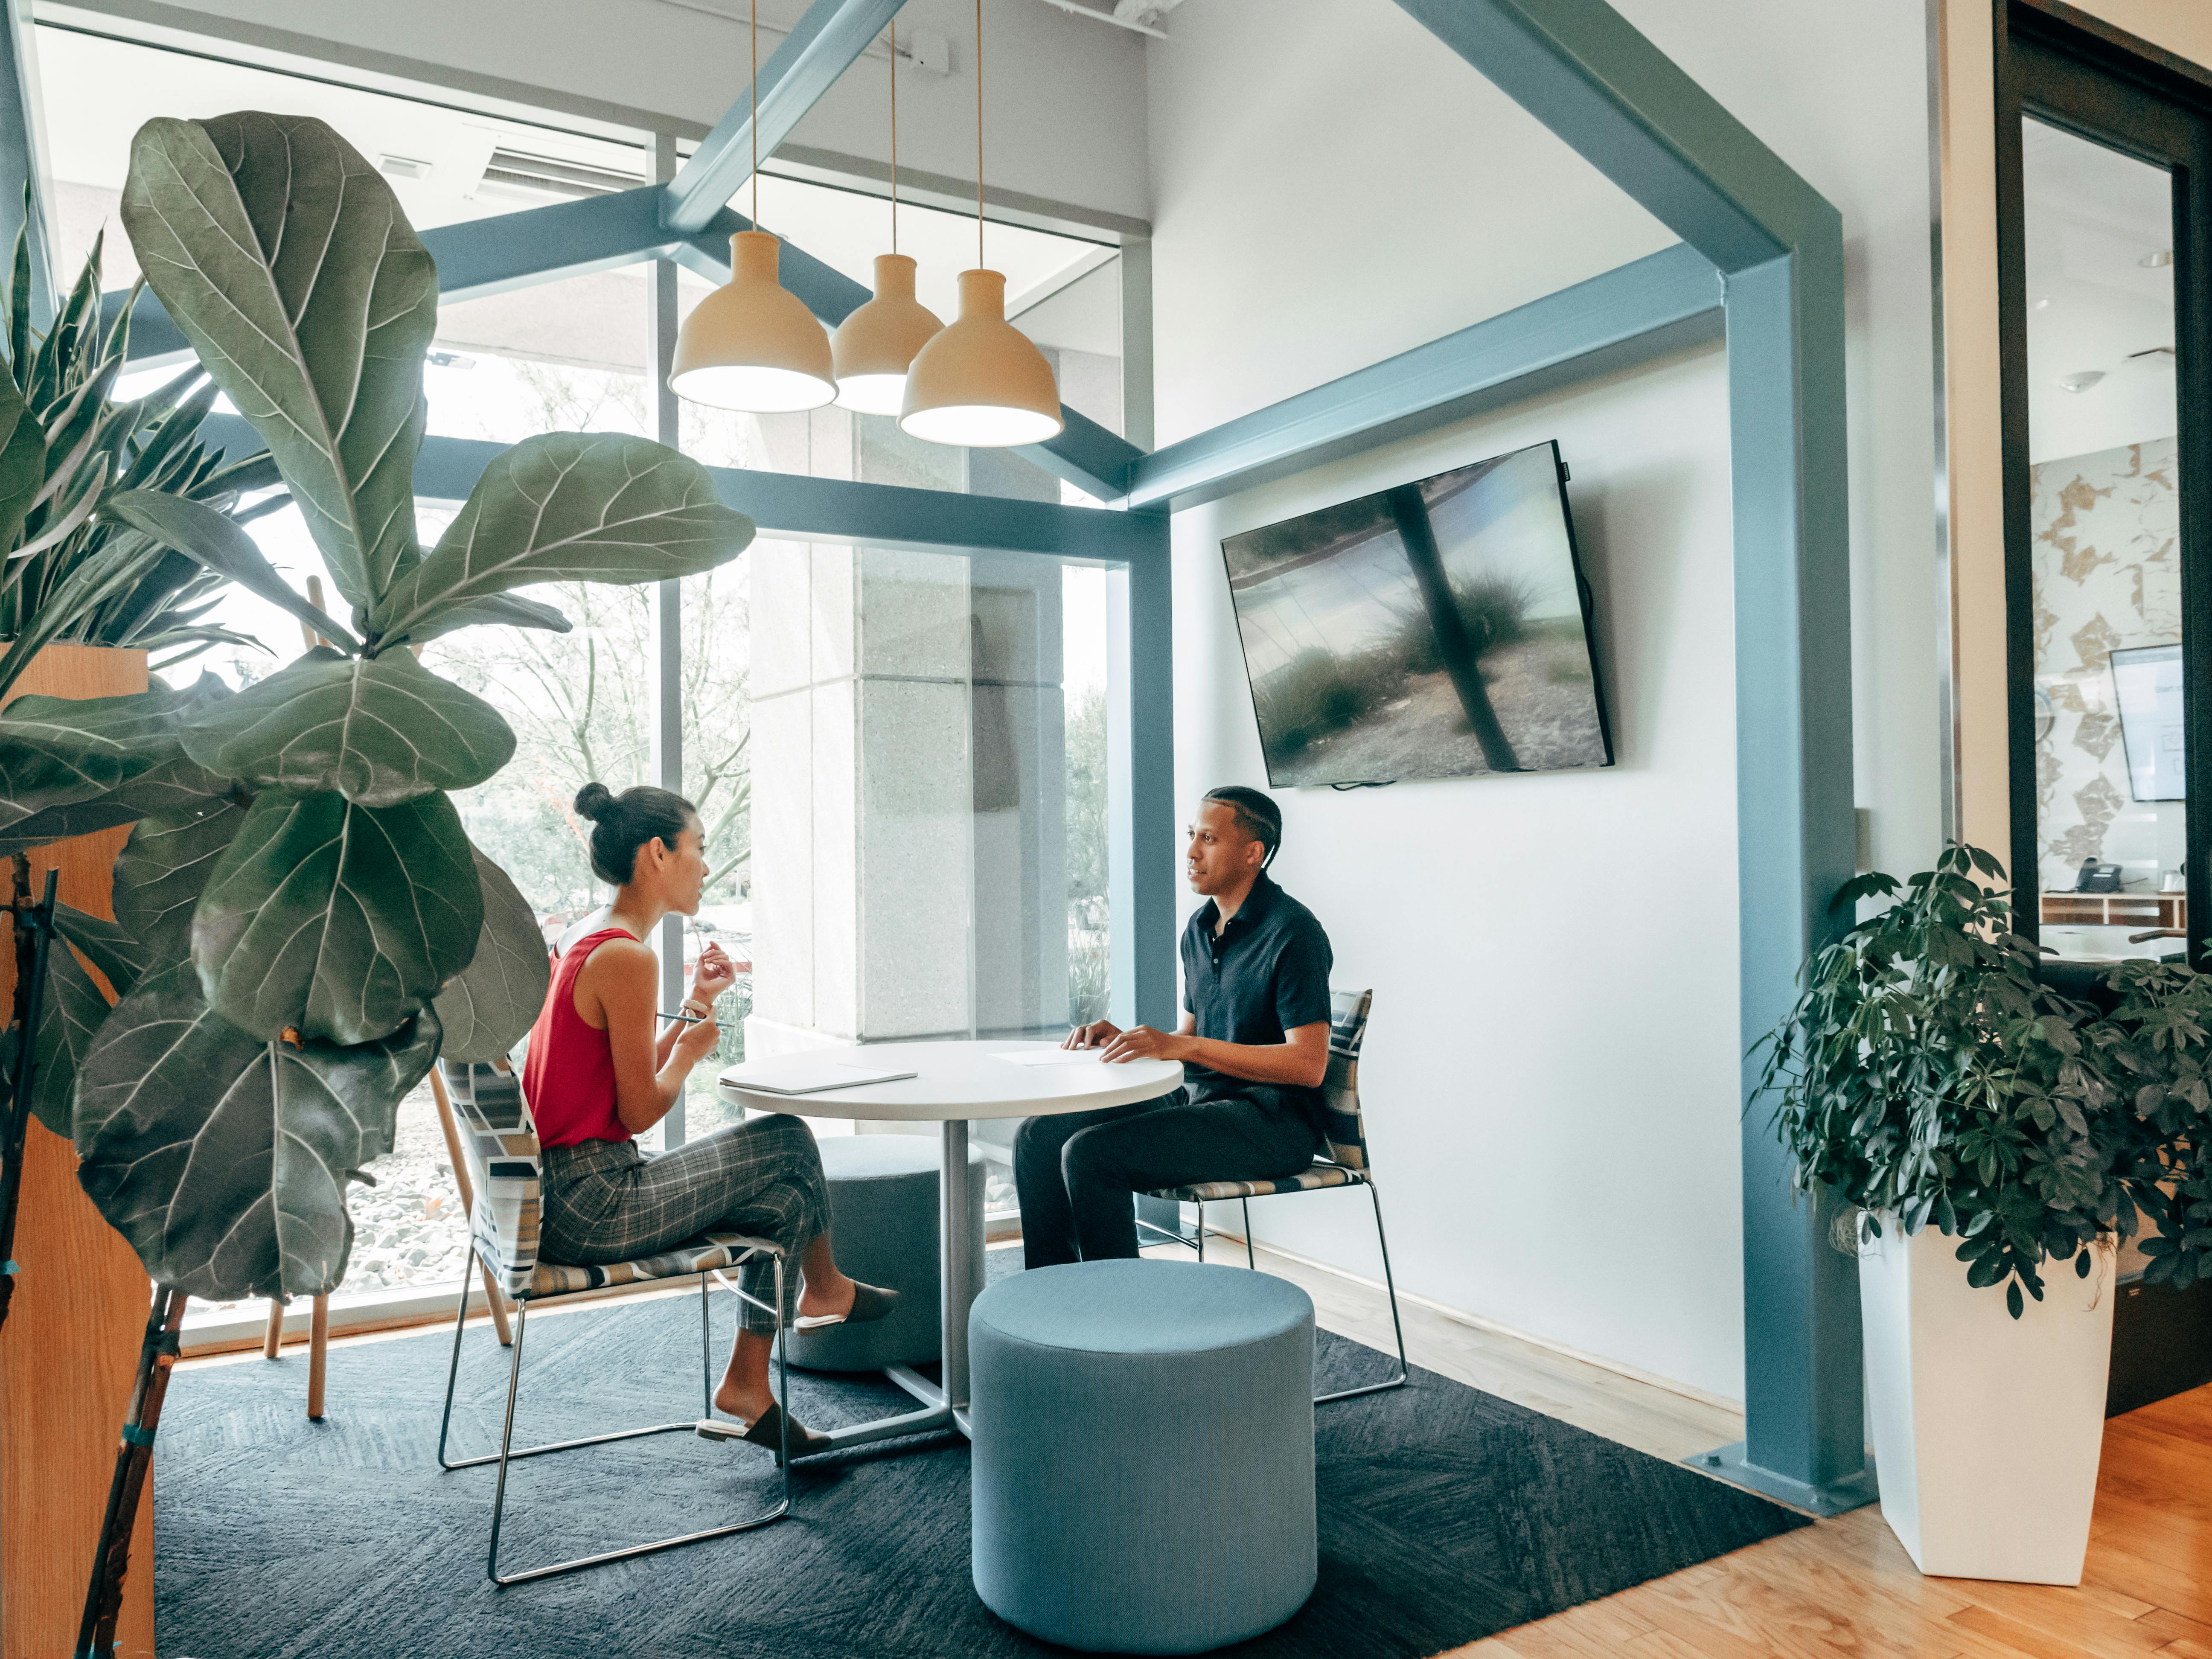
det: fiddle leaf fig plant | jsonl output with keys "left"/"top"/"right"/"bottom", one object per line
{"left": 1758, "top": 844, "right": 2171, "bottom": 1318}
{"left": 0, "top": 109, "right": 753, "bottom": 1304}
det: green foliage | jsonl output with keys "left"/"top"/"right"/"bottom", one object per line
{"left": 1760, "top": 843, "right": 2212, "bottom": 1317}
{"left": 1253, "top": 645, "right": 1408, "bottom": 754}
{"left": 2078, "top": 960, "right": 2212, "bottom": 1292}
{"left": 0, "top": 113, "right": 754, "bottom": 1299}
{"left": 0, "top": 226, "right": 282, "bottom": 704}
{"left": 1397, "top": 569, "right": 1534, "bottom": 675}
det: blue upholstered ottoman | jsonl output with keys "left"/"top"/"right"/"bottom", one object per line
{"left": 786, "top": 1132, "right": 984, "bottom": 1373}
{"left": 969, "top": 1260, "right": 1316, "bottom": 1653}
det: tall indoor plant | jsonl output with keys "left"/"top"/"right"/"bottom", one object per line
{"left": 1760, "top": 844, "right": 2212, "bottom": 1584}
{"left": 0, "top": 111, "right": 753, "bottom": 1651}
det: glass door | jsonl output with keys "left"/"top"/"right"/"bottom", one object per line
{"left": 2000, "top": 15, "right": 2212, "bottom": 966}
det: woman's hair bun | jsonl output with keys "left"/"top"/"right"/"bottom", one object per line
{"left": 573, "top": 781, "right": 617, "bottom": 822}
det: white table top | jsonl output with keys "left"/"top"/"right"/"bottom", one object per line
{"left": 716, "top": 1039, "right": 1183, "bottom": 1122}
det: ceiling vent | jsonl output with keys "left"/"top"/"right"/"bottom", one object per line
{"left": 481, "top": 148, "right": 646, "bottom": 200}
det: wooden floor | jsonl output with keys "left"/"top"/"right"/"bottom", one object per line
{"left": 271, "top": 1231, "right": 2212, "bottom": 1659}
{"left": 1196, "top": 1234, "right": 2212, "bottom": 1659}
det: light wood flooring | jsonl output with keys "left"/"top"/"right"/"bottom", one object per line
{"left": 1173, "top": 1231, "right": 2212, "bottom": 1659}
{"left": 265, "top": 1230, "right": 2212, "bottom": 1659}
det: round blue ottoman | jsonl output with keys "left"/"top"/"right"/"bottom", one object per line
{"left": 786, "top": 1133, "right": 985, "bottom": 1373}
{"left": 969, "top": 1260, "right": 1316, "bottom": 1653}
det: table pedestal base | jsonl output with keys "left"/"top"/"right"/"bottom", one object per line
{"left": 815, "top": 1119, "right": 981, "bottom": 1454}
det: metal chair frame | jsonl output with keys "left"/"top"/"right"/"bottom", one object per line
{"left": 435, "top": 1246, "right": 791, "bottom": 1586}
{"left": 1137, "top": 1167, "right": 1409, "bottom": 1404}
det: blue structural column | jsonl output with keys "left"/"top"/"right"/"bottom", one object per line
{"left": 1392, "top": 0, "right": 1869, "bottom": 1510}
{"left": 1123, "top": 515, "right": 1179, "bottom": 1032}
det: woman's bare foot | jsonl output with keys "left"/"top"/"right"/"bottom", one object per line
{"left": 795, "top": 1271, "right": 857, "bottom": 1323}
{"left": 713, "top": 1380, "right": 775, "bottom": 1424}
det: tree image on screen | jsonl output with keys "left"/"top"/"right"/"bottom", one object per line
{"left": 1220, "top": 441, "right": 1611, "bottom": 788}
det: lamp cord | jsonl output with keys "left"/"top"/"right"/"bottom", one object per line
{"left": 890, "top": 18, "right": 897, "bottom": 256}
{"left": 976, "top": 0, "right": 984, "bottom": 271}
{"left": 751, "top": 0, "right": 759, "bottom": 229}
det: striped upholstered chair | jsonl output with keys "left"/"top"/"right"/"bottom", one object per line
{"left": 1140, "top": 988, "right": 1408, "bottom": 1403}
{"left": 434, "top": 1059, "right": 795, "bottom": 1584}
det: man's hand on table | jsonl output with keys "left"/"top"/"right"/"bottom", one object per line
{"left": 1097, "top": 1025, "right": 1185, "bottom": 1065}
{"left": 1063, "top": 1019, "right": 1121, "bottom": 1050}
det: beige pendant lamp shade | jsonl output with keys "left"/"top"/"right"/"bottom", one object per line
{"left": 667, "top": 0, "right": 835, "bottom": 413}
{"left": 899, "top": 269, "right": 1063, "bottom": 446}
{"left": 832, "top": 261, "right": 943, "bottom": 416}
{"left": 669, "top": 230, "right": 836, "bottom": 412}
{"left": 899, "top": 0, "right": 1062, "bottom": 448}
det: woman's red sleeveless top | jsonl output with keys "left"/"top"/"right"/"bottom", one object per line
{"left": 523, "top": 927, "right": 637, "bottom": 1149}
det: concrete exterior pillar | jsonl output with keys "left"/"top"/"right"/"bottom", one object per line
{"left": 748, "top": 418, "right": 1071, "bottom": 1058}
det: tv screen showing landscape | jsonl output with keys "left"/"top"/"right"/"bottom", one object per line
{"left": 1221, "top": 440, "right": 1612, "bottom": 787}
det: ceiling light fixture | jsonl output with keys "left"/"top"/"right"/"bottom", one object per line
{"left": 2140, "top": 249, "right": 2174, "bottom": 269}
{"left": 2057, "top": 370, "right": 2105, "bottom": 394}
{"left": 831, "top": 19, "right": 944, "bottom": 416}
{"left": 901, "top": 0, "right": 1065, "bottom": 448}
{"left": 669, "top": 0, "right": 836, "bottom": 413}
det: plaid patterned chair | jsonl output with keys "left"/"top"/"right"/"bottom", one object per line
{"left": 1138, "top": 988, "right": 1408, "bottom": 1403}
{"left": 435, "top": 1059, "right": 795, "bottom": 1585}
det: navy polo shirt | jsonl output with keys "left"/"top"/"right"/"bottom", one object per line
{"left": 1179, "top": 870, "right": 1335, "bottom": 1132}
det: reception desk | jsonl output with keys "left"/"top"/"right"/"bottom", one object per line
{"left": 2040, "top": 891, "right": 2186, "bottom": 933}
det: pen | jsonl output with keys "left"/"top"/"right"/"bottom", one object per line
{"left": 658, "top": 1010, "right": 707, "bottom": 1024}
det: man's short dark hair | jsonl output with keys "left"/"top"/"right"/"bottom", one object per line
{"left": 1203, "top": 785, "right": 1282, "bottom": 867}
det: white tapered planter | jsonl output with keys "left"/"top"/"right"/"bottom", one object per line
{"left": 1858, "top": 1217, "right": 2115, "bottom": 1583}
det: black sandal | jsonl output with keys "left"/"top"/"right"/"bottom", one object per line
{"left": 792, "top": 1280, "right": 900, "bottom": 1332}
{"left": 695, "top": 1403, "right": 832, "bottom": 1464}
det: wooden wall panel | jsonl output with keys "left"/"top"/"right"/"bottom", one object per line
{"left": 0, "top": 643, "right": 154, "bottom": 1659}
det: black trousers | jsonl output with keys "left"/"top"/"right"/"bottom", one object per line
{"left": 1013, "top": 1086, "right": 1322, "bottom": 1267}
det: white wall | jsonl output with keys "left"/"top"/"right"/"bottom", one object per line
{"left": 54, "top": 0, "right": 1151, "bottom": 221}
{"left": 1147, "top": 0, "right": 1939, "bottom": 1403}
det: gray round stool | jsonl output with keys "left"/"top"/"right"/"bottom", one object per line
{"left": 969, "top": 1259, "right": 1316, "bottom": 1654}
{"left": 786, "top": 1132, "right": 985, "bottom": 1373}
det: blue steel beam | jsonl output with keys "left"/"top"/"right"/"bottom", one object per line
{"left": 195, "top": 413, "right": 1164, "bottom": 570}
{"left": 1393, "top": 0, "right": 1865, "bottom": 1510}
{"left": 661, "top": 0, "right": 910, "bottom": 234}
{"left": 1123, "top": 242, "right": 1722, "bottom": 510}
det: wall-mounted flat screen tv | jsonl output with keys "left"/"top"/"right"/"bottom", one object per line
{"left": 1221, "top": 440, "right": 1612, "bottom": 788}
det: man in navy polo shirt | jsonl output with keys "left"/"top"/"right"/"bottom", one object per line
{"left": 1013, "top": 785, "right": 1334, "bottom": 1265}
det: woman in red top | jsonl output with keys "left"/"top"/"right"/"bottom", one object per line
{"left": 526, "top": 781, "right": 895, "bottom": 1460}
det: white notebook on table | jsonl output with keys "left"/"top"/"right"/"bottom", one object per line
{"left": 719, "top": 1061, "right": 917, "bottom": 1096}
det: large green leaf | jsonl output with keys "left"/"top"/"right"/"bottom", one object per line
{"left": 369, "top": 433, "right": 752, "bottom": 645}
{"left": 179, "top": 646, "right": 513, "bottom": 806}
{"left": 0, "top": 355, "right": 47, "bottom": 550}
{"left": 27, "top": 933, "right": 115, "bottom": 1138}
{"left": 383, "top": 591, "right": 572, "bottom": 648}
{"left": 104, "top": 489, "right": 364, "bottom": 652}
{"left": 73, "top": 960, "right": 440, "bottom": 1300}
{"left": 119, "top": 113, "right": 436, "bottom": 611}
{"left": 192, "top": 788, "right": 481, "bottom": 1044}
{"left": 114, "top": 792, "right": 250, "bottom": 963}
{"left": 433, "top": 845, "right": 549, "bottom": 1064}
{"left": 0, "top": 674, "right": 227, "bottom": 853}
{"left": 53, "top": 901, "right": 150, "bottom": 998}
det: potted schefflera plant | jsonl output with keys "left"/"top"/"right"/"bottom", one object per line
{"left": 0, "top": 111, "right": 752, "bottom": 1650}
{"left": 1759, "top": 844, "right": 2203, "bottom": 1586}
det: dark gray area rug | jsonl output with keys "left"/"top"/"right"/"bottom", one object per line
{"left": 156, "top": 1266, "right": 1806, "bottom": 1658}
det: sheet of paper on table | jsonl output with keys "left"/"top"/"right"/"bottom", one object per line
{"left": 719, "top": 1062, "right": 919, "bottom": 1095}
{"left": 993, "top": 1048, "right": 1116, "bottom": 1067}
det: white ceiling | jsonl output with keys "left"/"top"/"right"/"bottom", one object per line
{"left": 2021, "top": 116, "right": 2177, "bottom": 466}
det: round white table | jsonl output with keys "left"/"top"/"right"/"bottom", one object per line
{"left": 718, "top": 1039, "right": 1182, "bottom": 1450}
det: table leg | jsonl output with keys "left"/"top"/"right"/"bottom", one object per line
{"left": 942, "top": 1118, "right": 977, "bottom": 1415}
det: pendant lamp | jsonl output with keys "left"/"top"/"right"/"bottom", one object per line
{"left": 832, "top": 22, "right": 943, "bottom": 415}
{"left": 669, "top": 0, "right": 835, "bottom": 413}
{"left": 900, "top": 0, "right": 1064, "bottom": 448}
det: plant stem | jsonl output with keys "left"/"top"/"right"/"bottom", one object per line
{"left": 76, "top": 1284, "right": 188, "bottom": 1659}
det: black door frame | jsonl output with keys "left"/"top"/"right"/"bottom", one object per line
{"left": 1997, "top": 1, "right": 2212, "bottom": 958}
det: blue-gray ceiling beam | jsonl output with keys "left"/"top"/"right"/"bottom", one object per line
{"left": 1122, "top": 241, "right": 1721, "bottom": 511}
{"left": 0, "top": 3, "right": 54, "bottom": 328}
{"left": 661, "top": 0, "right": 910, "bottom": 234}
{"left": 1393, "top": 0, "right": 1866, "bottom": 1512}
{"left": 194, "top": 413, "right": 1163, "bottom": 570}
